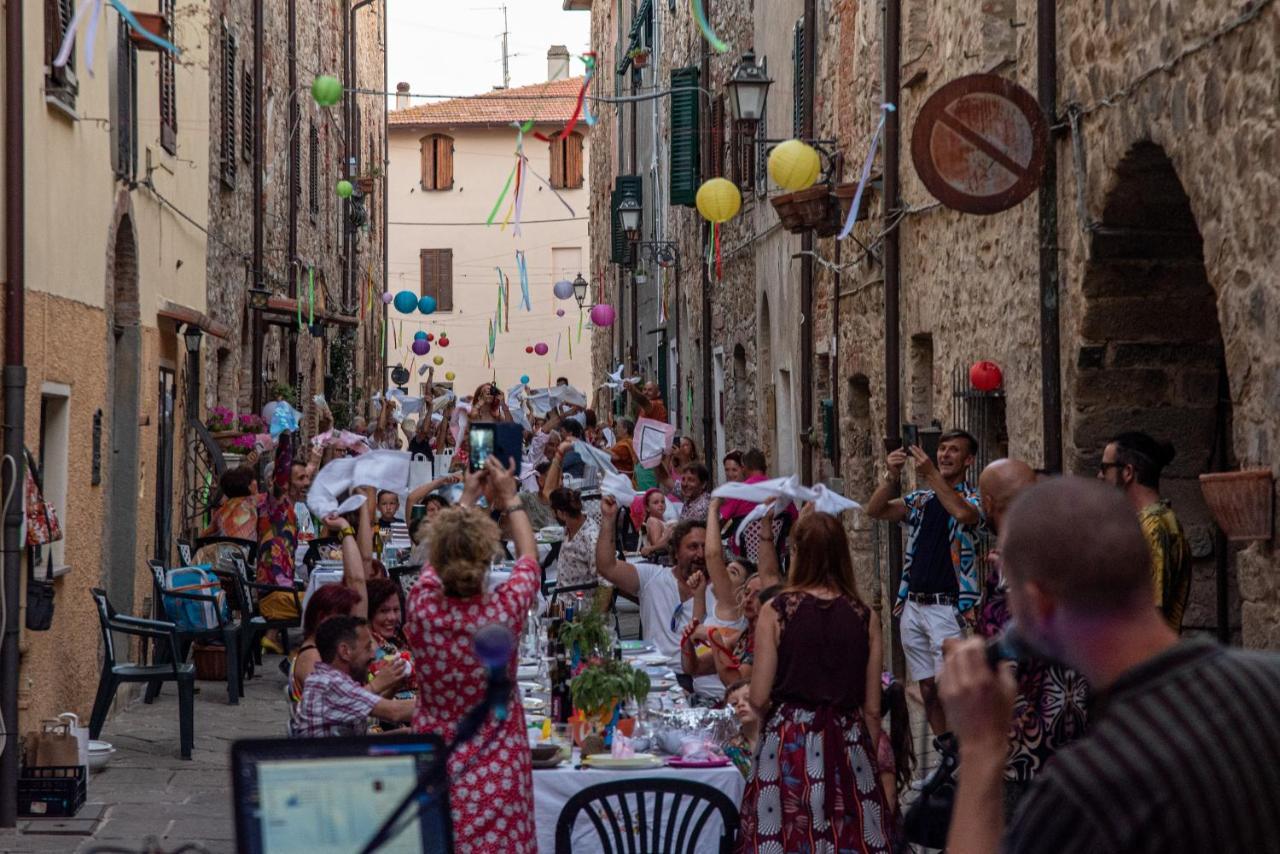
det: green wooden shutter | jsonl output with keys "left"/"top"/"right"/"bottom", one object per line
{"left": 793, "top": 19, "right": 807, "bottom": 137}
{"left": 611, "top": 176, "right": 643, "bottom": 266}
{"left": 669, "top": 67, "right": 701, "bottom": 207}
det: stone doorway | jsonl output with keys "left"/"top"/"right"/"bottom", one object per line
{"left": 107, "top": 214, "right": 141, "bottom": 614}
{"left": 1070, "top": 141, "right": 1237, "bottom": 639}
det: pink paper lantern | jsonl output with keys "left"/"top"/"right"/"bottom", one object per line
{"left": 381, "top": 292, "right": 394, "bottom": 304}
{"left": 590, "top": 303, "right": 616, "bottom": 327}
{"left": 556, "top": 308, "right": 566, "bottom": 317}
{"left": 534, "top": 342, "right": 549, "bottom": 356}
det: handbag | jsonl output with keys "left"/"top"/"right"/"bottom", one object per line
{"left": 23, "top": 449, "right": 62, "bottom": 547}
{"left": 902, "top": 732, "right": 959, "bottom": 849}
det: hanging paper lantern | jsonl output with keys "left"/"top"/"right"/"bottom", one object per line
{"left": 525, "top": 345, "right": 534, "bottom": 354}
{"left": 553, "top": 280, "right": 575, "bottom": 300}
{"left": 413, "top": 331, "right": 427, "bottom": 341}
{"left": 445, "top": 371, "right": 456, "bottom": 381}
{"left": 556, "top": 308, "right": 566, "bottom": 317}
{"left": 433, "top": 355, "right": 444, "bottom": 366}
{"left": 381, "top": 292, "right": 394, "bottom": 305}
{"left": 418, "top": 295, "right": 437, "bottom": 314}
{"left": 311, "top": 75, "right": 343, "bottom": 107}
{"left": 425, "top": 333, "right": 434, "bottom": 342}
{"left": 534, "top": 342, "right": 549, "bottom": 356}
{"left": 695, "top": 178, "right": 741, "bottom": 223}
{"left": 768, "top": 139, "right": 822, "bottom": 191}
{"left": 336, "top": 180, "right": 354, "bottom": 199}
{"left": 590, "top": 303, "right": 616, "bottom": 327}
{"left": 969, "top": 360, "right": 1004, "bottom": 392}
{"left": 520, "top": 375, "right": 530, "bottom": 385}
{"left": 393, "top": 290, "right": 418, "bottom": 314}
{"left": 438, "top": 336, "right": 450, "bottom": 347}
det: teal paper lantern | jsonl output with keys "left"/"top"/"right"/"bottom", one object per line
{"left": 418, "top": 295, "right": 437, "bottom": 315}
{"left": 336, "top": 180, "right": 354, "bottom": 199}
{"left": 520, "top": 375, "right": 530, "bottom": 385}
{"left": 311, "top": 75, "right": 343, "bottom": 107}
{"left": 393, "top": 290, "right": 418, "bottom": 314}
{"left": 414, "top": 331, "right": 427, "bottom": 341}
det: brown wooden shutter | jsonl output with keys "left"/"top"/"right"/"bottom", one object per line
{"left": 419, "top": 249, "right": 454, "bottom": 311}
{"left": 432, "top": 135, "right": 454, "bottom": 190}
{"left": 566, "top": 133, "right": 584, "bottom": 189}
{"left": 708, "top": 96, "right": 725, "bottom": 178}
{"left": 549, "top": 136, "right": 565, "bottom": 189}
{"left": 419, "top": 135, "right": 435, "bottom": 189}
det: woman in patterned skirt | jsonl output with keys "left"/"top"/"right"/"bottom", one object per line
{"left": 738, "top": 509, "right": 892, "bottom": 854}
{"left": 404, "top": 457, "right": 539, "bottom": 852}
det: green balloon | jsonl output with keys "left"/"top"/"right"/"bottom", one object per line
{"left": 311, "top": 75, "right": 343, "bottom": 107}
{"left": 336, "top": 180, "right": 354, "bottom": 199}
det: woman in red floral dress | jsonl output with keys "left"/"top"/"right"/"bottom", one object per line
{"left": 738, "top": 510, "right": 892, "bottom": 854}
{"left": 404, "top": 457, "right": 539, "bottom": 853}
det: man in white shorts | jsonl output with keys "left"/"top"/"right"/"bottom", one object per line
{"left": 866, "top": 429, "right": 981, "bottom": 735}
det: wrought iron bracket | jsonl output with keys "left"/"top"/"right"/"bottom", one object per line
{"left": 757, "top": 137, "right": 841, "bottom": 185}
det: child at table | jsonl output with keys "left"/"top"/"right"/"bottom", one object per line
{"left": 722, "top": 679, "right": 759, "bottom": 778}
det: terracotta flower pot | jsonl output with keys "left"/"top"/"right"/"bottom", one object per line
{"left": 128, "top": 12, "right": 170, "bottom": 52}
{"left": 630, "top": 52, "right": 649, "bottom": 69}
{"left": 355, "top": 177, "right": 376, "bottom": 194}
{"left": 210, "top": 429, "right": 246, "bottom": 450}
{"left": 834, "top": 181, "right": 874, "bottom": 224}
{"left": 770, "top": 193, "right": 805, "bottom": 231}
{"left": 773, "top": 186, "right": 837, "bottom": 234}
{"left": 1199, "top": 469, "right": 1275, "bottom": 542}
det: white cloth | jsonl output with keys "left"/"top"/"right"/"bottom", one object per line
{"left": 572, "top": 440, "right": 618, "bottom": 475}
{"left": 306, "top": 450, "right": 415, "bottom": 518}
{"left": 533, "top": 757, "right": 744, "bottom": 853}
{"left": 901, "top": 599, "right": 965, "bottom": 681}
{"left": 600, "top": 472, "right": 638, "bottom": 506}
{"left": 712, "top": 474, "right": 863, "bottom": 517}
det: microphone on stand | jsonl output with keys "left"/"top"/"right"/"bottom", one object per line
{"left": 474, "top": 623, "right": 515, "bottom": 723}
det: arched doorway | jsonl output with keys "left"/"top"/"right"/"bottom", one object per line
{"left": 1071, "top": 141, "right": 1236, "bottom": 638}
{"left": 107, "top": 216, "right": 141, "bottom": 613}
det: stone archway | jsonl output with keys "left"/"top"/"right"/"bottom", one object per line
{"left": 106, "top": 212, "right": 141, "bottom": 613}
{"left": 1070, "top": 141, "right": 1236, "bottom": 637}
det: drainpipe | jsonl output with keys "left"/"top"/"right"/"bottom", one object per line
{"left": 882, "top": 0, "right": 905, "bottom": 676}
{"left": 1, "top": 0, "right": 25, "bottom": 826}
{"left": 1037, "top": 0, "right": 1062, "bottom": 473}
{"left": 286, "top": 0, "right": 298, "bottom": 386}
{"left": 348, "top": 1, "right": 374, "bottom": 313}
{"left": 799, "top": 0, "right": 816, "bottom": 483}
{"left": 382, "top": 4, "right": 389, "bottom": 389}
{"left": 250, "top": 0, "right": 265, "bottom": 412}
{"left": 700, "top": 7, "right": 713, "bottom": 461}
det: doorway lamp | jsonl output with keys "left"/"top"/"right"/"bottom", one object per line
{"left": 572, "top": 273, "right": 590, "bottom": 309}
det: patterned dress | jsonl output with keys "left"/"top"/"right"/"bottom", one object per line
{"left": 405, "top": 555, "right": 538, "bottom": 853}
{"left": 737, "top": 592, "right": 891, "bottom": 854}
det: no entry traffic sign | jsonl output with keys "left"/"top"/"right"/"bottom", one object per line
{"left": 911, "top": 74, "right": 1048, "bottom": 215}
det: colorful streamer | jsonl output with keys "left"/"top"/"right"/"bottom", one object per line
{"left": 567, "top": 325, "right": 573, "bottom": 359}
{"left": 555, "top": 331, "right": 562, "bottom": 362}
{"left": 516, "top": 251, "right": 532, "bottom": 311}
{"left": 578, "top": 308, "right": 584, "bottom": 344}
{"left": 512, "top": 155, "right": 528, "bottom": 236}
{"left": 308, "top": 266, "right": 315, "bottom": 326}
{"left": 838, "top": 103, "right": 896, "bottom": 241}
{"left": 486, "top": 164, "right": 517, "bottom": 226}
{"left": 522, "top": 162, "right": 576, "bottom": 217}
{"left": 109, "top": 0, "right": 181, "bottom": 54}
{"left": 691, "top": 0, "right": 728, "bottom": 53}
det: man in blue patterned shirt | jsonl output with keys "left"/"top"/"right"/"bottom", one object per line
{"left": 867, "top": 429, "right": 981, "bottom": 735}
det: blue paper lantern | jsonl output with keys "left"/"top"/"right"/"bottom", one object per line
{"left": 418, "top": 295, "right": 437, "bottom": 315}
{"left": 393, "top": 290, "right": 418, "bottom": 314}
{"left": 553, "top": 280, "right": 575, "bottom": 300}
{"left": 414, "top": 330, "right": 428, "bottom": 341}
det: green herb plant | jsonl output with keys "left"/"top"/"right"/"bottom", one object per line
{"left": 556, "top": 609, "right": 611, "bottom": 660}
{"left": 570, "top": 658, "right": 651, "bottom": 719}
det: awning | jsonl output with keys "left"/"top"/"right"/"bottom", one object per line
{"left": 157, "top": 299, "right": 231, "bottom": 339}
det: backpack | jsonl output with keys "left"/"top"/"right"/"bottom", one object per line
{"left": 161, "top": 565, "right": 229, "bottom": 632}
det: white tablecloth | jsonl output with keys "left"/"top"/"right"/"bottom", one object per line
{"left": 532, "top": 761, "right": 744, "bottom": 852}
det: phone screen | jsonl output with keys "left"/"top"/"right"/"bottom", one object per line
{"left": 469, "top": 425, "right": 495, "bottom": 472}
{"left": 902, "top": 424, "right": 919, "bottom": 450}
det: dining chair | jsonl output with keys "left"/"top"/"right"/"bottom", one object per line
{"left": 553, "top": 778, "right": 739, "bottom": 853}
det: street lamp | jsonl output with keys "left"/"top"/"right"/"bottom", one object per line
{"left": 248, "top": 285, "right": 272, "bottom": 311}
{"left": 572, "top": 273, "right": 589, "bottom": 309}
{"left": 727, "top": 49, "right": 772, "bottom": 123}
{"left": 182, "top": 323, "right": 203, "bottom": 354}
{"left": 182, "top": 324, "right": 203, "bottom": 423}
{"left": 617, "top": 196, "right": 642, "bottom": 241}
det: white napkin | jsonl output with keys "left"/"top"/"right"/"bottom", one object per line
{"left": 601, "top": 472, "right": 638, "bottom": 505}
{"left": 600, "top": 364, "right": 640, "bottom": 390}
{"left": 572, "top": 440, "right": 619, "bottom": 475}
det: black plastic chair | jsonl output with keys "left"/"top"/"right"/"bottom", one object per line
{"left": 88, "top": 588, "right": 195, "bottom": 759}
{"left": 554, "top": 778, "right": 740, "bottom": 853}
{"left": 146, "top": 560, "right": 243, "bottom": 705}
{"left": 222, "top": 550, "right": 302, "bottom": 663}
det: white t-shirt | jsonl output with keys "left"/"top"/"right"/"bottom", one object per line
{"left": 634, "top": 562, "right": 727, "bottom": 701}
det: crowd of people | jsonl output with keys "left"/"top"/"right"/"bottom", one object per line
{"left": 194, "top": 374, "right": 1280, "bottom": 853}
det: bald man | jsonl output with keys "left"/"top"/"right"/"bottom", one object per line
{"left": 975, "top": 461, "right": 1088, "bottom": 819}
{"left": 941, "top": 477, "right": 1280, "bottom": 854}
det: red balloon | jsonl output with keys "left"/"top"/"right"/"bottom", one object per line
{"left": 969, "top": 360, "right": 1003, "bottom": 392}
{"left": 525, "top": 345, "right": 534, "bottom": 354}
{"left": 425, "top": 333, "right": 434, "bottom": 342}
{"left": 438, "top": 336, "right": 450, "bottom": 347}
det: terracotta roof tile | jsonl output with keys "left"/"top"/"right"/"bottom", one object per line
{"left": 389, "top": 77, "right": 586, "bottom": 129}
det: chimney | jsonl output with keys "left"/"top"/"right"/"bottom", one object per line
{"left": 547, "top": 45, "right": 570, "bottom": 82}
{"left": 395, "top": 81, "right": 410, "bottom": 111}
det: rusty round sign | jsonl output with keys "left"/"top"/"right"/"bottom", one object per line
{"left": 911, "top": 74, "right": 1048, "bottom": 215}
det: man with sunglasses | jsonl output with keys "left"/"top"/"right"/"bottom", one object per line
{"left": 595, "top": 498, "right": 725, "bottom": 700}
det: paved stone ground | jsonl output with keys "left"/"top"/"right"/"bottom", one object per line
{"left": 1, "top": 654, "right": 291, "bottom": 854}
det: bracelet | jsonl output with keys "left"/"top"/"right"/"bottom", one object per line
{"left": 338, "top": 526, "right": 356, "bottom": 541}
{"left": 500, "top": 504, "right": 526, "bottom": 517}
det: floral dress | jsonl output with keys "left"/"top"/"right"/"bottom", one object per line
{"left": 404, "top": 555, "right": 539, "bottom": 853}
{"left": 737, "top": 592, "right": 891, "bottom": 854}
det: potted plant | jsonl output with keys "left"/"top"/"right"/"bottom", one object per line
{"left": 557, "top": 610, "right": 611, "bottom": 664}
{"left": 833, "top": 179, "right": 876, "bottom": 225}
{"left": 628, "top": 46, "right": 650, "bottom": 69}
{"left": 1199, "top": 469, "right": 1275, "bottom": 542}
{"left": 570, "top": 657, "right": 650, "bottom": 752}
{"left": 206, "top": 406, "right": 245, "bottom": 449}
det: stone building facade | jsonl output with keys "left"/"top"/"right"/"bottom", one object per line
{"left": 203, "top": 0, "right": 386, "bottom": 439}
{"left": 590, "top": 0, "right": 1280, "bottom": 648}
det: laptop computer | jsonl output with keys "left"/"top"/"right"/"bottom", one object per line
{"left": 232, "top": 734, "right": 452, "bottom": 854}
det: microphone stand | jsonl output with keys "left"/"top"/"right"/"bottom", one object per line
{"left": 359, "top": 670, "right": 511, "bottom": 854}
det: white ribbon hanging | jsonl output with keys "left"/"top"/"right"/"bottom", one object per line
{"left": 837, "top": 104, "right": 896, "bottom": 241}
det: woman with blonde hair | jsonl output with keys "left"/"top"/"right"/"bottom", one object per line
{"left": 737, "top": 509, "right": 892, "bottom": 854}
{"left": 403, "top": 457, "right": 538, "bottom": 852}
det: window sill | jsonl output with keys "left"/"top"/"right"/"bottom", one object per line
{"left": 40, "top": 564, "right": 72, "bottom": 581}
{"left": 44, "top": 95, "right": 80, "bottom": 122}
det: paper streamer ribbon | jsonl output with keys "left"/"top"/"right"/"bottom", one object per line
{"left": 308, "top": 266, "right": 315, "bottom": 326}
{"left": 567, "top": 325, "right": 573, "bottom": 358}
{"left": 54, "top": 0, "right": 103, "bottom": 74}
{"left": 691, "top": 0, "right": 728, "bottom": 53}
{"left": 486, "top": 163, "right": 517, "bottom": 226}
{"left": 522, "top": 162, "right": 576, "bottom": 217}
{"left": 516, "top": 251, "right": 531, "bottom": 311}
{"left": 581, "top": 54, "right": 598, "bottom": 127}
{"left": 109, "top": 0, "right": 180, "bottom": 54}
{"left": 512, "top": 155, "right": 528, "bottom": 237}
{"left": 555, "top": 331, "right": 562, "bottom": 362}
{"left": 837, "top": 104, "right": 896, "bottom": 241}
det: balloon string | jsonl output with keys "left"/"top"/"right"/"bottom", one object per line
{"left": 715, "top": 223, "right": 722, "bottom": 279}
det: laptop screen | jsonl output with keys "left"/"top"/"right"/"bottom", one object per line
{"left": 232, "top": 734, "right": 451, "bottom": 854}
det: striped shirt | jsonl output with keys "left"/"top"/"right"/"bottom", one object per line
{"left": 292, "top": 662, "right": 382, "bottom": 738}
{"left": 1003, "top": 640, "right": 1280, "bottom": 854}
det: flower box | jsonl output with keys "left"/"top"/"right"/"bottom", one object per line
{"left": 771, "top": 186, "right": 838, "bottom": 235}
{"left": 629, "top": 50, "right": 650, "bottom": 69}
{"left": 1199, "top": 469, "right": 1274, "bottom": 542}
{"left": 833, "top": 180, "right": 875, "bottom": 225}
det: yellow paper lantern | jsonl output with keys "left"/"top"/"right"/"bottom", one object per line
{"left": 695, "top": 178, "right": 741, "bottom": 224}
{"left": 768, "top": 139, "right": 821, "bottom": 191}
{"left": 433, "top": 355, "right": 444, "bottom": 366}
{"left": 445, "top": 371, "right": 456, "bottom": 381}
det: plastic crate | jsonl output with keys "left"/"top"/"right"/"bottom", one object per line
{"left": 18, "top": 765, "right": 86, "bottom": 817}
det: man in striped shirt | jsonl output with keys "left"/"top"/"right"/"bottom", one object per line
{"left": 941, "top": 477, "right": 1280, "bottom": 854}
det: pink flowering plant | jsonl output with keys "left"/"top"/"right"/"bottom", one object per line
{"left": 206, "top": 405, "right": 237, "bottom": 432}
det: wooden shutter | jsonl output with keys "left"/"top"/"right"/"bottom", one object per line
{"left": 436, "top": 136, "right": 454, "bottom": 190}
{"left": 241, "top": 67, "right": 253, "bottom": 164}
{"left": 734, "top": 119, "right": 756, "bottom": 189}
{"left": 669, "top": 67, "right": 701, "bottom": 207}
{"left": 419, "top": 135, "right": 436, "bottom": 189}
{"left": 706, "top": 96, "right": 725, "bottom": 179}
{"left": 219, "top": 23, "right": 236, "bottom": 188}
{"left": 309, "top": 122, "right": 319, "bottom": 217}
{"left": 793, "top": 19, "right": 808, "bottom": 137}
{"left": 420, "top": 249, "right": 453, "bottom": 311}
{"left": 114, "top": 21, "right": 137, "bottom": 181}
{"left": 159, "top": 0, "right": 176, "bottom": 154}
{"left": 566, "top": 133, "right": 584, "bottom": 189}
{"left": 549, "top": 136, "right": 565, "bottom": 189}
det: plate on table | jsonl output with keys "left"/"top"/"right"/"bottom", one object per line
{"left": 583, "top": 753, "right": 666, "bottom": 770}
{"left": 522, "top": 697, "right": 546, "bottom": 711}
{"left": 517, "top": 664, "right": 540, "bottom": 680}
{"left": 636, "top": 652, "right": 670, "bottom": 666}
{"left": 666, "top": 756, "right": 731, "bottom": 768}
{"left": 649, "top": 678, "right": 675, "bottom": 691}
{"left": 618, "top": 640, "right": 653, "bottom": 655}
